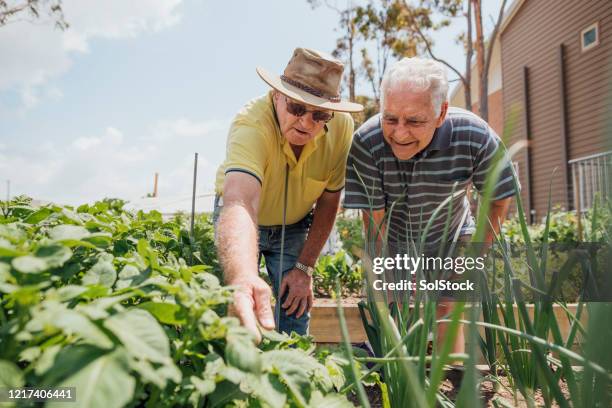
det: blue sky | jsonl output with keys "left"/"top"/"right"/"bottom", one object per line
{"left": 0, "top": 0, "right": 503, "bottom": 207}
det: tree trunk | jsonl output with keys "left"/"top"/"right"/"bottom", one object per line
{"left": 348, "top": 11, "right": 356, "bottom": 102}
{"left": 464, "top": 0, "right": 473, "bottom": 112}
{"left": 472, "top": 0, "right": 488, "bottom": 121}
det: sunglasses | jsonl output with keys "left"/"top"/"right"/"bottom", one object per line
{"left": 284, "top": 96, "right": 334, "bottom": 123}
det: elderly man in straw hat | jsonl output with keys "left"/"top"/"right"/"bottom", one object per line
{"left": 213, "top": 48, "right": 363, "bottom": 341}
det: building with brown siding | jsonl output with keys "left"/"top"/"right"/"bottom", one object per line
{"left": 501, "top": 0, "right": 611, "bottom": 222}
{"left": 451, "top": 0, "right": 611, "bottom": 223}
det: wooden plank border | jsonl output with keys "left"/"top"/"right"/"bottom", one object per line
{"left": 309, "top": 302, "right": 586, "bottom": 345}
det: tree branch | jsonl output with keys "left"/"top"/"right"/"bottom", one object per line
{"left": 0, "top": 3, "right": 30, "bottom": 23}
{"left": 410, "top": 18, "right": 466, "bottom": 85}
{"left": 400, "top": 0, "right": 467, "bottom": 86}
{"left": 484, "top": 0, "right": 507, "bottom": 76}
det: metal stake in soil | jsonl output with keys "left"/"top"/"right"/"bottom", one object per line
{"left": 190, "top": 153, "right": 198, "bottom": 238}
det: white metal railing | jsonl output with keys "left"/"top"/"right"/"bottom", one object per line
{"left": 569, "top": 150, "right": 612, "bottom": 212}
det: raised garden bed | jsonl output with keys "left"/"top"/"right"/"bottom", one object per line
{"left": 310, "top": 301, "right": 586, "bottom": 346}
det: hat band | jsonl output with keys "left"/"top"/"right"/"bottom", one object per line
{"left": 280, "top": 75, "right": 341, "bottom": 103}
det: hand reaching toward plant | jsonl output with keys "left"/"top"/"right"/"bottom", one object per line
{"left": 228, "top": 275, "right": 275, "bottom": 343}
{"left": 280, "top": 268, "right": 313, "bottom": 318}
{"left": 217, "top": 173, "right": 273, "bottom": 342}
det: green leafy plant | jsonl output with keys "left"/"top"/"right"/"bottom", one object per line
{"left": 0, "top": 197, "right": 354, "bottom": 407}
{"left": 314, "top": 250, "right": 363, "bottom": 298}
{"left": 335, "top": 214, "right": 365, "bottom": 257}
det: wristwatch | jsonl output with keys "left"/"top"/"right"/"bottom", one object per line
{"left": 294, "top": 262, "right": 314, "bottom": 277}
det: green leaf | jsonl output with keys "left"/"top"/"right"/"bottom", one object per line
{"left": 49, "top": 225, "right": 91, "bottom": 241}
{"left": 207, "top": 379, "right": 247, "bottom": 407}
{"left": 190, "top": 375, "right": 216, "bottom": 397}
{"left": 60, "top": 208, "right": 84, "bottom": 225}
{"left": 262, "top": 350, "right": 329, "bottom": 406}
{"left": 83, "top": 233, "right": 113, "bottom": 248}
{"left": 82, "top": 255, "right": 116, "bottom": 288}
{"left": 0, "top": 241, "right": 25, "bottom": 257}
{"left": 309, "top": 390, "right": 353, "bottom": 407}
{"left": 57, "top": 239, "right": 99, "bottom": 249}
{"left": 136, "top": 239, "right": 158, "bottom": 269}
{"left": 9, "top": 245, "right": 72, "bottom": 274}
{"left": 115, "top": 264, "right": 149, "bottom": 290}
{"left": 0, "top": 262, "right": 9, "bottom": 277}
{"left": 0, "top": 282, "right": 19, "bottom": 293}
{"left": 137, "top": 301, "right": 186, "bottom": 325}
{"left": 244, "top": 373, "right": 287, "bottom": 408}
{"left": 103, "top": 309, "right": 171, "bottom": 364}
{"left": 47, "top": 349, "right": 135, "bottom": 408}
{"left": 12, "top": 255, "right": 49, "bottom": 274}
{"left": 56, "top": 285, "right": 88, "bottom": 301}
{"left": 41, "top": 345, "right": 106, "bottom": 385}
{"left": 225, "top": 332, "right": 261, "bottom": 374}
{"left": 6, "top": 284, "right": 45, "bottom": 304}
{"left": 19, "top": 346, "right": 42, "bottom": 362}
{"left": 127, "top": 356, "right": 181, "bottom": 389}
{"left": 0, "top": 224, "right": 27, "bottom": 244}
{"left": 0, "top": 360, "right": 24, "bottom": 388}
{"left": 36, "top": 244, "right": 72, "bottom": 268}
{"left": 23, "top": 207, "right": 54, "bottom": 224}
{"left": 54, "top": 309, "right": 114, "bottom": 349}
{"left": 34, "top": 344, "right": 62, "bottom": 376}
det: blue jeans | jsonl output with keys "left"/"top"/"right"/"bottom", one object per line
{"left": 212, "top": 196, "right": 311, "bottom": 335}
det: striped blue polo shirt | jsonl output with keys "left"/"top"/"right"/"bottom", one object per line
{"left": 344, "top": 107, "right": 518, "bottom": 245}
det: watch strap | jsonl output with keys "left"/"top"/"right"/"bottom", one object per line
{"left": 294, "top": 262, "right": 314, "bottom": 277}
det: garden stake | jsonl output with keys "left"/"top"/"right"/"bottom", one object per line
{"left": 190, "top": 152, "right": 198, "bottom": 239}
{"left": 276, "top": 162, "right": 289, "bottom": 330}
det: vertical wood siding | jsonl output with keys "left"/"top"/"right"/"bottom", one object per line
{"left": 501, "top": 0, "right": 612, "bottom": 219}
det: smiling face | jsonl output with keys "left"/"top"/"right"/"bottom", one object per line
{"left": 381, "top": 87, "right": 448, "bottom": 160}
{"left": 272, "top": 91, "right": 329, "bottom": 146}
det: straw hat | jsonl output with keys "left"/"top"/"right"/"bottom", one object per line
{"left": 256, "top": 48, "right": 363, "bottom": 113}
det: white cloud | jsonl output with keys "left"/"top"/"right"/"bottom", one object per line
{"left": 106, "top": 127, "right": 124, "bottom": 144}
{"left": 154, "top": 118, "right": 227, "bottom": 140}
{"left": 0, "top": 0, "right": 183, "bottom": 110}
{"left": 72, "top": 136, "right": 101, "bottom": 151}
{"left": 72, "top": 127, "right": 123, "bottom": 151}
{"left": 1, "top": 118, "right": 227, "bottom": 206}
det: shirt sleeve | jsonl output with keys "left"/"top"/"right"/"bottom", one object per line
{"left": 326, "top": 114, "right": 354, "bottom": 192}
{"left": 344, "top": 133, "right": 385, "bottom": 210}
{"left": 471, "top": 129, "right": 520, "bottom": 200}
{"left": 223, "top": 122, "right": 267, "bottom": 185}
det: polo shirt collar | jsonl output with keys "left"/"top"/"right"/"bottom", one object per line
{"left": 281, "top": 128, "right": 326, "bottom": 168}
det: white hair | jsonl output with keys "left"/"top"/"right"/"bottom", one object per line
{"left": 380, "top": 57, "right": 449, "bottom": 116}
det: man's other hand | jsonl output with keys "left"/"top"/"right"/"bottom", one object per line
{"left": 280, "top": 268, "right": 313, "bottom": 318}
{"left": 228, "top": 276, "right": 275, "bottom": 343}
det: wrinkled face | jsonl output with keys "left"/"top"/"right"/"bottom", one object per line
{"left": 273, "top": 92, "right": 330, "bottom": 146}
{"left": 381, "top": 87, "right": 448, "bottom": 160}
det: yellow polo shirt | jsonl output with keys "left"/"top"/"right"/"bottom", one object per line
{"left": 215, "top": 92, "right": 354, "bottom": 226}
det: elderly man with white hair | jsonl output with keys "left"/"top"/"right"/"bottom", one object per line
{"left": 344, "top": 57, "right": 518, "bottom": 353}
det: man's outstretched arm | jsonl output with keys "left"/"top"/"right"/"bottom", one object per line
{"left": 217, "top": 172, "right": 274, "bottom": 342}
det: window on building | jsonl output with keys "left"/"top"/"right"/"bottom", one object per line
{"left": 581, "top": 22, "right": 599, "bottom": 52}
